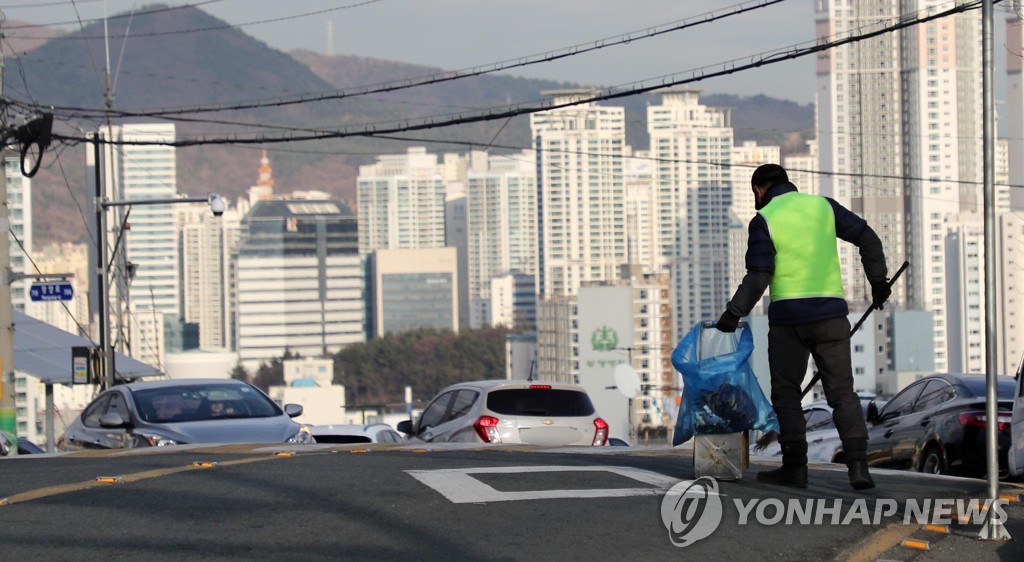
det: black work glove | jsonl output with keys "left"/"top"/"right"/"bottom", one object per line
{"left": 716, "top": 310, "right": 740, "bottom": 333}
{"left": 871, "top": 280, "right": 892, "bottom": 310}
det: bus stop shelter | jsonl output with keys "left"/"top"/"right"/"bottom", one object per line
{"left": 12, "top": 310, "right": 163, "bottom": 450}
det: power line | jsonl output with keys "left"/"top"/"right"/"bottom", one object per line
{"left": 36, "top": 0, "right": 985, "bottom": 148}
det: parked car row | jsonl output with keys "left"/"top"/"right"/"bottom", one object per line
{"left": 50, "top": 371, "right": 1020, "bottom": 477}
{"left": 50, "top": 378, "right": 612, "bottom": 452}
{"left": 754, "top": 373, "right": 1021, "bottom": 480}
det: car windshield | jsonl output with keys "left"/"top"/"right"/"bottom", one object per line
{"left": 486, "top": 388, "right": 596, "bottom": 417}
{"left": 132, "top": 384, "right": 281, "bottom": 423}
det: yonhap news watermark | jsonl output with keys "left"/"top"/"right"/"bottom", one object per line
{"left": 660, "top": 477, "right": 1009, "bottom": 548}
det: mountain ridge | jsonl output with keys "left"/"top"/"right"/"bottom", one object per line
{"left": 2, "top": 5, "right": 813, "bottom": 247}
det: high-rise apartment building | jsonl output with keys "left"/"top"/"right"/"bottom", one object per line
{"left": 108, "top": 124, "right": 181, "bottom": 316}
{"left": 624, "top": 151, "right": 661, "bottom": 273}
{"left": 466, "top": 150, "right": 537, "bottom": 327}
{"left": 647, "top": 89, "right": 734, "bottom": 337}
{"left": 5, "top": 157, "right": 31, "bottom": 313}
{"left": 357, "top": 147, "right": 447, "bottom": 255}
{"left": 531, "top": 90, "right": 627, "bottom": 298}
{"left": 179, "top": 204, "right": 242, "bottom": 351}
{"left": 729, "top": 141, "right": 781, "bottom": 309}
{"left": 816, "top": 1, "right": 983, "bottom": 372}
{"left": 944, "top": 214, "right": 985, "bottom": 374}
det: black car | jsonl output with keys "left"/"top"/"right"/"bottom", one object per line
{"left": 865, "top": 373, "right": 1015, "bottom": 477}
{"left": 58, "top": 379, "right": 315, "bottom": 451}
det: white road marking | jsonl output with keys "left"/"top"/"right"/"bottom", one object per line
{"left": 406, "top": 465, "right": 708, "bottom": 504}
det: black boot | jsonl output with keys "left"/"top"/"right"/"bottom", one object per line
{"left": 841, "top": 438, "right": 874, "bottom": 490}
{"left": 756, "top": 465, "right": 808, "bottom": 488}
{"left": 847, "top": 460, "right": 875, "bottom": 490}
{"left": 757, "top": 440, "right": 808, "bottom": 488}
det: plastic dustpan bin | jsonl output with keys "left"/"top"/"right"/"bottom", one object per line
{"left": 694, "top": 432, "right": 749, "bottom": 481}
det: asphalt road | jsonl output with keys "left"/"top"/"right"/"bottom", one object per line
{"left": 1, "top": 444, "right": 1022, "bottom": 561}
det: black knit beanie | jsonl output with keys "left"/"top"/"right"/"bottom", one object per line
{"left": 750, "top": 164, "right": 788, "bottom": 188}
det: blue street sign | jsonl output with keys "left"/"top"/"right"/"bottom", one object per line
{"left": 29, "top": 281, "right": 74, "bottom": 302}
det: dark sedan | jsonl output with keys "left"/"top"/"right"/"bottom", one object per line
{"left": 865, "top": 373, "right": 1015, "bottom": 477}
{"left": 58, "top": 379, "right": 315, "bottom": 451}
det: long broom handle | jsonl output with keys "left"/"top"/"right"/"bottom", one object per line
{"left": 799, "top": 260, "right": 910, "bottom": 398}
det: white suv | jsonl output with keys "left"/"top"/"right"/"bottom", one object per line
{"left": 397, "top": 380, "right": 609, "bottom": 446}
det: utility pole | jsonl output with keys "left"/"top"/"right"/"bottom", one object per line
{"left": 0, "top": 9, "right": 16, "bottom": 452}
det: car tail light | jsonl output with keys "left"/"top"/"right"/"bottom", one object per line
{"left": 473, "top": 415, "right": 501, "bottom": 443}
{"left": 529, "top": 384, "right": 552, "bottom": 389}
{"left": 958, "top": 411, "right": 1012, "bottom": 431}
{"left": 592, "top": 417, "right": 609, "bottom": 446}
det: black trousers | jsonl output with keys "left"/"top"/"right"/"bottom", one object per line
{"left": 767, "top": 316, "right": 868, "bottom": 465}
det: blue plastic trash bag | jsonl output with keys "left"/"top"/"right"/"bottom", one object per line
{"left": 671, "top": 322, "right": 779, "bottom": 446}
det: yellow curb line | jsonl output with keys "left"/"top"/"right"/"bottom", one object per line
{"left": 1, "top": 455, "right": 276, "bottom": 506}
{"left": 837, "top": 523, "right": 919, "bottom": 562}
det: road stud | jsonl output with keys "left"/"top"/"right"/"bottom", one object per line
{"left": 901, "top": 539, "right": 930, "bottom": 551}
{"left": 95, "top": 476, "right": 124, "bottom": 484}
{"left": 191, "top": 461, "right": 219, "bottom": 468}
{"left": 274, "top": 451, "right": 297, "bottom": 457}
{"left": 922, "top": 524, "right": 949, "bottom": 534}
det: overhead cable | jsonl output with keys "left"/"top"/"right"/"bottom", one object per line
{"left": 43, "top": 0, "right": 986, "bottom": 148}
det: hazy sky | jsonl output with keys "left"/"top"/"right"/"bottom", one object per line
{"left": 0, "top": 0, "right": 825, "bottom": 104}
{"left": 1, "top": 0, "right": 1016, "bottom": 106}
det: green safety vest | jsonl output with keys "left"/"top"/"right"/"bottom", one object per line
{"left": 758, "top": 192, "right": 845, "bottom": 301}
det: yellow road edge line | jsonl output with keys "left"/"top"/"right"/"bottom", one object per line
{"left": 2, "top": 455, "right": 277, "bottom": 505}
{"left": 837, "top": 523, "right": 919, "bottom": 562}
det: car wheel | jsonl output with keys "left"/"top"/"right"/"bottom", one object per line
{"left": 919, "top": 446, "right": 947, "bottom": 475}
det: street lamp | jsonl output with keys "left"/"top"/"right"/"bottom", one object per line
{"left": 93, "top": 160, "right": 226, "bottom": 390}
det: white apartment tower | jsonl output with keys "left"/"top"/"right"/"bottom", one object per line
{"left": 647, "top": 89, "right": 734, "bottom": 337}
{"left": 624, "top": 151, "right": 661, "bottom": 273}
{"left": 180, "top": 202, "right": 242, "bottom": 351}
{"left": 728, "top": 142, "right": 781, "bottom": 317}
{"left": 944, "top": 214, "right": 985, "bottom": 374}
{"left": 816, "top": 1, "right": 983, "bottom": 372}
{"left": 108, "top": 124, "right": 181, "bottom": 316}
{"left": 357, "top": 147, "right": 447, "bottom": 255}
{"left": 6, "top": 157, "right": 34, "bottom": 443}
{"left": 530, "top": 90, "right": 627, "bottom": 298}
{"left": 5, "top": 157, "right": 31, "bottom": 312}
{"left": 1000, "top": 16, "right": 1024, "bottom": 374}
{"left": 466, "top": 151, "right": 538, "bottom": 327}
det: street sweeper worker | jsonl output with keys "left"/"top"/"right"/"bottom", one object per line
{"left": 716, "top": 163, "right": 890, "bottom": 490}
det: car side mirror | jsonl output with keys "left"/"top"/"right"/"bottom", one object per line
{"left": 283, "top": 404, "right": 303, "bottom": 418}
{"left": 865, "top": 402, "right": 879, "bottom": 425}
{"left": 397, "top": 420, "right": 413, "bottom": 435}
{"left": 99, "top": 412, "right": 129, "bottom": 428}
